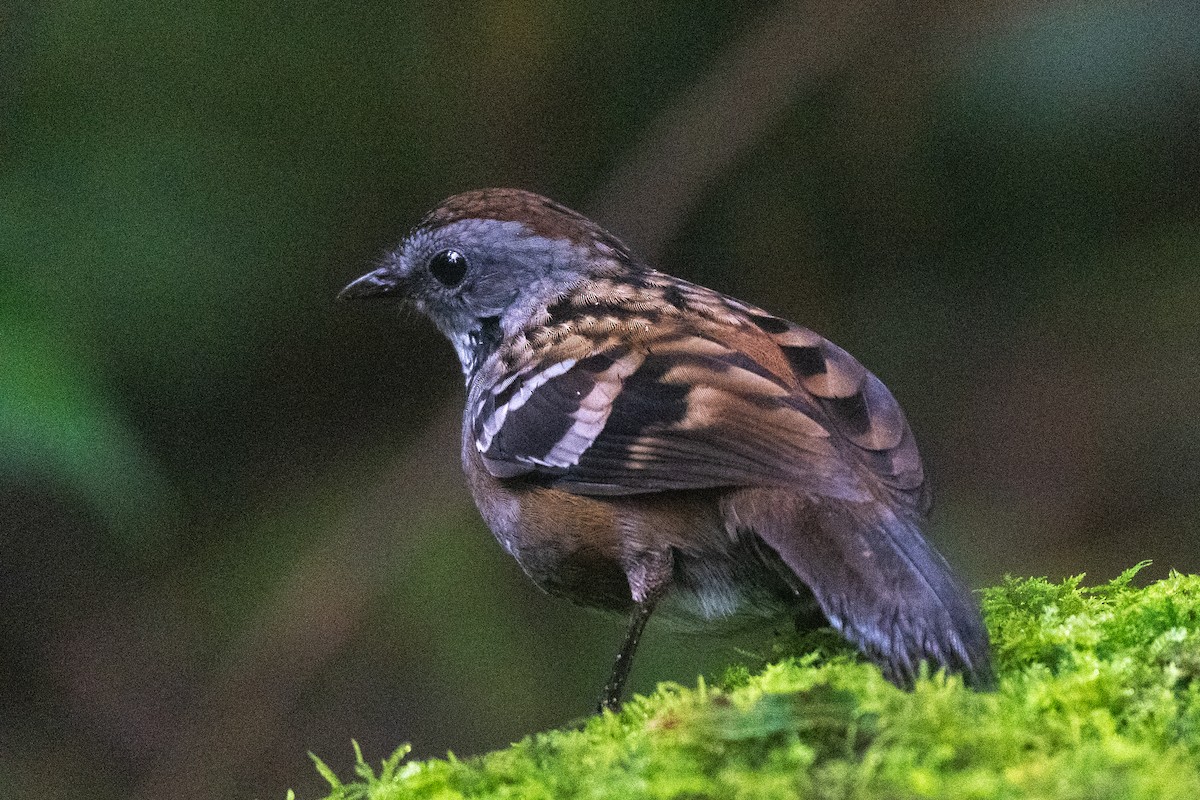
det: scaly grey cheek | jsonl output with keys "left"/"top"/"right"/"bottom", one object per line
{"left": 463, "top": 256, "right": 522, "bottom": 316}
{"left": 483, "top": 235, "right": 597, "bottom": 335}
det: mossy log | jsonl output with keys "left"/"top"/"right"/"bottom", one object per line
{"left": 306, "top": 565, "right": 1200, "bottom": 799}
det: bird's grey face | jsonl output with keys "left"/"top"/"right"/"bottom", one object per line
{"left": 340, "top": 217, "right": 595, "bottom": 374}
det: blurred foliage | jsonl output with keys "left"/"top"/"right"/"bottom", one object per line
{"left": 2, "top": 2, "right": 1199, "bottom": 799}
{"left": 308, "top": 568, "right": 1200, "bottom": 799}
{"left": 0, "top": 317, "right": 174, "bottom": 537}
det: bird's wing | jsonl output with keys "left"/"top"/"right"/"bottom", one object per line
{"left": 470, "top": 302, "right": 924, "bottom": 507}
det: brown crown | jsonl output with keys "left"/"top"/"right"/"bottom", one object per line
{"left": 419, "top": 188, "right": 634, "bottom": 257}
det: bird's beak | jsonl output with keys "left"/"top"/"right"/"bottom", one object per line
{"left": 338, "top": 267, "right": 405, "bottom": 301}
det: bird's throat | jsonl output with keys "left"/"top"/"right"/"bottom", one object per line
{"left": 462, "top": 315, "right": 503, "bottom": 378}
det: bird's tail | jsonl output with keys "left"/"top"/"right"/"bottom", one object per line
{"left": 731, "top": 488, "right": 994, "bottom": 689}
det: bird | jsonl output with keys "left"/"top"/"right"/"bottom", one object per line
{"left": 339, "top": 188, "right": 994, "bottom": 712}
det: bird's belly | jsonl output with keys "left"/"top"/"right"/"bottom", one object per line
{"left": 479, "top": 498, "right": 803, "bottom": 626}
{"left": 463, "top": 439, "right": 812, "bottom": 623}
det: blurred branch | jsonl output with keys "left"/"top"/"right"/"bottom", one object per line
{"left": 591, "top": 0, "right": 869, "bottom": 260}
{"left": 591, "top": 0, "right": 1044, "bottom": 262}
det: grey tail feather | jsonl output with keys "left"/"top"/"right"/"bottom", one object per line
{"left": 748, "top": 493, "right": 995, "bottom": 690}
{"left": 853, "top": 504, "right": 993, "bottom": 689}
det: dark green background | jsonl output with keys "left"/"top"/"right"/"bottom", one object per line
{"left": 3, "top": 3, "right": 1198, "bottom": 798}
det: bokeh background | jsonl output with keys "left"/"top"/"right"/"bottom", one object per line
{"left": 3, "top": 1, "right": 1199, "bottom": 798}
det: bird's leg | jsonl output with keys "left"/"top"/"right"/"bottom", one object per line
{"left": 598, "top": 549, "right": 673, "bottom": 713}
{"left": 598, "top": 597, "right": 657, "bottom": 713}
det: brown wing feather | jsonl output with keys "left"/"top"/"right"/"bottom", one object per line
{"left": 472, "top": 279, "right": 926, "bottom": 511}
{"left": 472, "top": 328, "right": 871, "bottom": 501}
{"left": 744, "top": 311, "right": 928, "bottom": 504}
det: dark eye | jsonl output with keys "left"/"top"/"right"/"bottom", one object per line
{"left": 428, "top": 249, "right": 468, "bottom": 287}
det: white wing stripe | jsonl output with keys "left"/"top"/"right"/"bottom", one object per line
{"left": 527, "top": 353, "right": 644, "bottom": 468}
{"left": 475, "top": 358, "right": 578, "bottom": 453}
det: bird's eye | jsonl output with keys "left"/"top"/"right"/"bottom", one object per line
{"left": 428, "top": 249, "right": 468, "bottom": 287}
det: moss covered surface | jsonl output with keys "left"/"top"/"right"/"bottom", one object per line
{"left": 307, "top": 566, "right": 1200, "bottom": 799}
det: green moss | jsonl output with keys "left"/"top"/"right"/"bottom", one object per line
{"left": 306, "top": 566, "right": 1200, "bottom": 799}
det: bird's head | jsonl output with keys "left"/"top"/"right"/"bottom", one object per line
{"left": 339, "top": 188, "right": 638, "bottom": 373}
